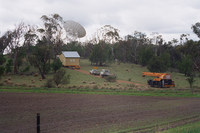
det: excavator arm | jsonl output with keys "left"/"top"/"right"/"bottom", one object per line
{"left": 142, "top": 72, "right": 167, "bottom": 78}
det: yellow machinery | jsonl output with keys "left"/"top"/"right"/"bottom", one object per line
{"left": 142, "top": 72, "right": 175, "bottom": 88}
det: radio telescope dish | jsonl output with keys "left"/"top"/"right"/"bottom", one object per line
{"left": 63, "top": 20, "right": 86, "bottom": 38}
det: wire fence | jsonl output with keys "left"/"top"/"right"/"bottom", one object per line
{"left": 0, "top": 103, "right": 134, "bottom": 132}
{"left": 1, "top": 113, "right": 196, "bottom": 133}
{"left": 0, "top": 108, "right": 143, "bottom": 133}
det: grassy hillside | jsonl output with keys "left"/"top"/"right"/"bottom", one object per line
{"left": 80, "top": 59, "right": 200, "bottom": 89}
{"left": 2, "top": 59, "right": 200, "bottom": 90}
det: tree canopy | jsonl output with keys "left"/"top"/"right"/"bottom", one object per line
{"left": 1, "top": 14, "right": 200, "bottom": 80}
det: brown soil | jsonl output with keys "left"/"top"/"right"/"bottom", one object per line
{"left": 76, "top": 69, "right": 90, "bottom": 75}
{"left": 1, "top": 92, "right": 200, "bottom": 133}
{"left": 116, "top": 80, "right": 147, "bottom": 87}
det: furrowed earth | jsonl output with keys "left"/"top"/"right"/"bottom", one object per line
{"left": 0, "top": 92, "right": 200, "bottom": 133}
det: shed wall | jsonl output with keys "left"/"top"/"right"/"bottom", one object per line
{"left": 65, "top": 58, "right": 80, "bottom": 66}
{"left": 59, "top": 54, "right": 80, "bottom": 66}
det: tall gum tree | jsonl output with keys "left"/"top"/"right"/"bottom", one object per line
{"left": 5, "top": 22, "right": 26, "bottom": 74}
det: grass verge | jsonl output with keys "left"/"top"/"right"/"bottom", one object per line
{"left": 0, "top": 86, "right": 200, "bottom": 98}
{"left": 162, "top": 121, "right": 200, "bottom": 133}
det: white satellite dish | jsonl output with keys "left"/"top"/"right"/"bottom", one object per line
{"left": 63, "top": 20, "right": 86, "bottom": 38}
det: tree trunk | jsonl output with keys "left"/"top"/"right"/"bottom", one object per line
{"left": 13, "top": 51, "right": 18, "bottom": 74}
{"left": 38, "top": 67, "right": 45, "bottom": 79}
{"left": 99, "top": 61, "right": 103, "bottom": 66}
{"left": 41, "top": 72, "right": 45, "bottom": 79}
{"left": 191, "top": 86, "right": 194, "bottom": 94}
{"left": 134, "top": 47, "right": 138, "bottom": 64}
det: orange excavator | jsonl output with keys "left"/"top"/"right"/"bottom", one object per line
{"left": 142, "top": 72, "right": 175, "bottom": 88}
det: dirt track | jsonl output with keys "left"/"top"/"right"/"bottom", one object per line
{"left": 76, "top": 69, "right": 147, "bottom": 87}
{"left": 1, "top": 92, "right": 200, "bottom": 133}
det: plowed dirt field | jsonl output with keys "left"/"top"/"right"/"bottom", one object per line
{"left": 1, "top": 92, "right": 200, "bottom": 133}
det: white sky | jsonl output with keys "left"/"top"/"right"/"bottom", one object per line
{"left": 1, "top": 0, "right": 200, "bottom": 42}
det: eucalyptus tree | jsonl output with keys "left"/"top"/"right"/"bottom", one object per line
{"left": 0, "top": 55, "right": 6, "bottom": 78}
{"left": 89, "top": 25, "right": 121, "bottom": 65}
{"left": 192, "top": 22, "right": 200, "bottom": 38}
{"left": 28, "top": 38, "right": 51, "bottom": 79}
{"left": 5, "top": 22, "right": 26, "bottom": 74}
{"left": 39, "top": 14, "right": 64, "bottom": 60}
{"left": 189, "top": 22, "right": 200, "bottom": 73}
{"left": 89, "top": 41, "right": 112, "bottom": 66}
{"left": 132, "top": 31, "right": 148, "bottom": 63}
{"left": 180, "top": 34, "right": 189, "bottom": 45}
{"left": 23, "top": 25, "right": 38, "bottom": 62}
{"left": 90, "top": 25, "right": 121, "bottom": 44}
{"left": 0, "top": 31, "right": 12, "bottom": 54}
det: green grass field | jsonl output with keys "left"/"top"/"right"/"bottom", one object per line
{"left": 1, "top": 86, "right": 200, "bottom": 98}
{"left": 80, "top": 59, "right": 200, "bottom": 89}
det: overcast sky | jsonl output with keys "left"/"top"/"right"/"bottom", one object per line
{"left": 1, "top": 0, "right": 200, "bottom": 42}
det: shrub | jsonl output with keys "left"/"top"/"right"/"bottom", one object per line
{"left": 0, "top": 55, "right": 6, "bottom": 78}
{"left": 53, "top": 69, "right": 70, "bottom": 86}
{"left": 147, "top": 53, "right": 170, "bottom": 73}
{"left": 45, "top": 64, "right": 51, "bottom": 74}
{"left": 5, "top": 59, "right": 12, "bottom": 73}
{"left": 139, "top": 46, "right": 154, "bottom": 66}
{"left": 51, "top": 59, "right": 62, "bottom": 73}
{"left": 147, "top": 56, "right": 167, "bottom": 73}
{"left": 21, "top": 66, "right": 30, "bottom": 73}
{"left": 178, "top": 55, "right": 192, "bottom": 76}
{"left": 93, "top": 85, "right": 99, "bottom": 90}
{"left": 61, "top": 74, "right": 70, "bottom": 84}
{"left": 187, "top": 74, "right": 195, "bottom": 93}
{"left": 105, "top": 75, "right": 117, "bottom": 82}
{"left": 0, "top": 66, "right": 5, "bottom": 76}
{"left": 45, "top": 79, "right": 55, "bottom": 88}
{"left": 0, "top": 55, "right": 6, "bottom": 65}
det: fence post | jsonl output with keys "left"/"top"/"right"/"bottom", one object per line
{"left": 37, "top": 113, "right": 40, "bottom": 133}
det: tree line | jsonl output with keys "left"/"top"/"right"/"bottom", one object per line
{"left": 0, "top": 13, "right": 200, "bottom": 82}
{"left": 70, "top": 30, "right": 199, "bottom": 77}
